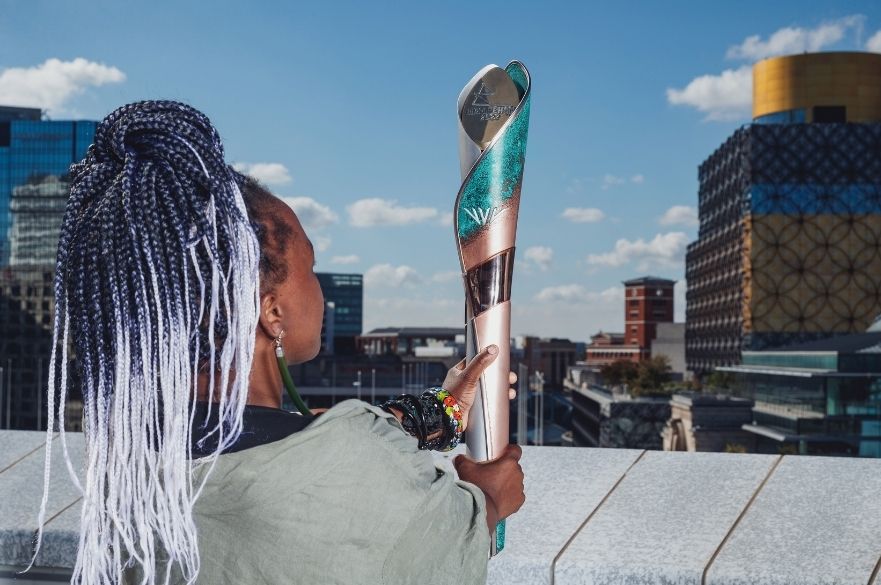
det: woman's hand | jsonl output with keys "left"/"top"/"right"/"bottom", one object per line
{"left": 454, "top": 444, "right": 525, "bottom": 533}
{"left": 442, "top": 345, "right": 518, "bottom": 432}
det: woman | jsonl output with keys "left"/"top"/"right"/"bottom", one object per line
{"left": 34, "top": 101, "right": 525, "bottom": 584}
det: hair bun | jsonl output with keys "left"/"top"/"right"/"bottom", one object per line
{"left": 89, "top": 100, "right": 227, "bottom": 181}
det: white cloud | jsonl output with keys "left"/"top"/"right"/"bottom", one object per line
{"left": 0, "top": 58, "right": 125, "bottom": 116}
{"left": 313, "top": 235, "right": 331, "bottom": 252}
{"left": 666, "top": 65, "right": 753, "bottom": 121}
{"left": 347, "top": 198, "right": 439, "bottom": 227}
{"left": 726, "top": 16, "right": 864, "bottom": 60}
{"left": 364, "top": 264, "right": 423, "bottom": 288}
{"left": 565, "top": 178, "right": 588, "bottom": 195}
{"left": 364, "top": 297, "right": 460, "bottom": 332}
{"left": 659, "top": 205, "right": 699, "bottom": 227}
{"left": 279, "top": 196, "right": 338, "bottom": 230}
{"left": 669, "top": 16, "right": 865, "bottom": 122}
{"left": 601, "top": 174, "right": 626, "bottom": 189}
{"left": 438, "top": 211, "right": 454, "bottom": 226}
{"left": 535, "top": 285, "right": 623, "bottom": 304}
{"left": 561, "top": 207, "right": 606, "bottom": 223}
{"left": 330, "top": 254, "right": 360, "bottom": 265}
{"left": 601, "top": 174, "right": 644, "bottom": 190}
{"left": 867, "top": 30, "right": 881, "bottom": 52}
{"left": 587, "top": 232, "right": 689, "bottom": 270}
{"left": 524, "top": 246, "right": 553, "bottom": 271}
{"left": 232, "top": 162, "right": 292, "bottom": 185}
{"left": 431, "top": 270, "right": 460, "bottom": 283}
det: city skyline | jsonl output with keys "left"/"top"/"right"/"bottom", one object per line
{"left": 3, "top": 1, "right": 881, "bottom": 340}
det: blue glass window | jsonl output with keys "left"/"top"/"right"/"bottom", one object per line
{"left": 753, "top": 109, "right": 807, "bottom": 125}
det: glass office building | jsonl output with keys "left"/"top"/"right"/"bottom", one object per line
{"left": 316, "top": 272, "right": 363, "bottom": 354}
{"left": 0, "top": 108, "right": 96, "bottom": 265}
{"left": 0, "top": 106, "right": 97, "bottom": 429}
{"left": 719, "top": 332, "right": 881, "bottom": 457}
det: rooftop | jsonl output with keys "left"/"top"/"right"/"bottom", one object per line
{"left": 0, "top": 106, "right": 41, "bottom": 122}
{"left": 622, "top": 276, "right": 677, "bottom": 286}
{"left": 360, "top": 326, "right": 463, "bottom": 338}
{"left": 758, "top": 331, "right": 881, "bottom": 354}
{"left": 4, "top": 430, "right": 880, "bottom": 584}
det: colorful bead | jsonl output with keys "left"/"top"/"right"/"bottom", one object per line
{"left": 425, "top": 387, "right": 463, "bottom": 451}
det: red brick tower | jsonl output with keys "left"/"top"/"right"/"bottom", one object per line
{"left": 623, "top": 276, "right": 675, "bottom": 359}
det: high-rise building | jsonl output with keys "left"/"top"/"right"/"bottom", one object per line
{"left": 315, "top": 272, "right": 363, "bottom": 354}
{"left": 686, "top": 52, "right": 881, "bottom": 375}
{"left": 0, "top": 106, "right": 98, "bottom": 429}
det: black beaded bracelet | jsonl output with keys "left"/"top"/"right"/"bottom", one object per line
{"left": 381, "top": 391, "right": 454, "bottom": 451}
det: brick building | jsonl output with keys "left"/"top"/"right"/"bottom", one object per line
{"left": 585, "top": 276, "right": 676, "bottom": 367}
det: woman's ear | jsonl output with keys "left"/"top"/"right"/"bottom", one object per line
{"left": 257, "top": 292, "right": 284, "bottom": 340}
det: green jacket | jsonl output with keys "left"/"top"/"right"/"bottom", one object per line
{"left": 130, "top": 399, "right": 490, "bottom": 584}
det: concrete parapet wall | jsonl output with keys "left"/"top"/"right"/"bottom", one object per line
{"left": 3, "top": 431, "right": 881, "bottom": 585}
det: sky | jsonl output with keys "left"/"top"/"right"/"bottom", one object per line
{"left": 2, "top": 0, "right": 881, "bottom": 341}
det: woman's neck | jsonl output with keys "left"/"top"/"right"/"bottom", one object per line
{"left": 196, "top": 345, "right": 283, "bottom": 408}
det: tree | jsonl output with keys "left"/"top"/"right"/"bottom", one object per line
{"left": 704, "top": 370, "right": 736, "bottom": 390}
{"left": 629, "top": 355, "right": 673, "bottom": 396}
{"left": 599, "top": 359, "right": 639, "bottom": 387}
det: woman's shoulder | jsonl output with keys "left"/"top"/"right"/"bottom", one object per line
{"left": 192, "top": 400, "right": 440, "bottom": 517}
{"left": 304, "top": 399, "right": 434, "bottom": 471}
{"left": 198, "top": 400, "right": 431, "bottom": 481}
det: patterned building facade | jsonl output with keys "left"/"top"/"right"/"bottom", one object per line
{"left": 686, "top": 123, "right": 881, "bottom": 373}
{"left": 686, "top": 52, "right": 881, "bottom": 375}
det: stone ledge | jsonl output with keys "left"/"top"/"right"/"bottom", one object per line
{"left": 3, "top": 431, "right": 881, "bottom": 585}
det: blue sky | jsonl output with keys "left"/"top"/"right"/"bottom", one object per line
{"left": 2, "top": 1, "right": 881, "bottom": 340}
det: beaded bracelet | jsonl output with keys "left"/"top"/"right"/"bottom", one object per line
{"left": 389, "top": 394, "right": 429, "bottom": 449}
{"left": 380, "top": 388, "right": 463, "bottom": 451}
{"left": 428, "top": 388, "right": 463, "bottom": 452}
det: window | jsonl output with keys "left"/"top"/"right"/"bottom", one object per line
{"left": 753, "top": 108, "right": 806, "bottom": 124}
{"left": 813, "top": 105, "right": 846, "bottom": 124}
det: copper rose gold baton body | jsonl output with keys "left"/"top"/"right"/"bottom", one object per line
{"left": 455, "top": 61, "right": 531, "bottom": 556}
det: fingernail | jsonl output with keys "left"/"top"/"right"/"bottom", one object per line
{"left": 488, "top": 345, "right": 499, "bottom": 355}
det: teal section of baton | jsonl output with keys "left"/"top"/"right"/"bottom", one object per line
{"left": 496, "top": 519, "right": 506, "bottom": 553}
{"left": 457, "top": 62, "right": 531, "bottom": 241}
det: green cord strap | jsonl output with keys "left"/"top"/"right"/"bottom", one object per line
{"left": 277, "top": 355, "right": 311, "bottom": 415}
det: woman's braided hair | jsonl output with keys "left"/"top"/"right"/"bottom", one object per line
{"left": 34, "top": 101, "right": 263, "bottom": 584}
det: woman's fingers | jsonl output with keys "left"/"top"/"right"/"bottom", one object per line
{"left": 459, "top": 345, "right": 499, "bottom": 386}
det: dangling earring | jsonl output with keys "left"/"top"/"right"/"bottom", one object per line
{"left": 274, "top": 329, "right": 312, "bottom": 415}
{"left": 273, "top": 329, "right": 287, "bottom": 357}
